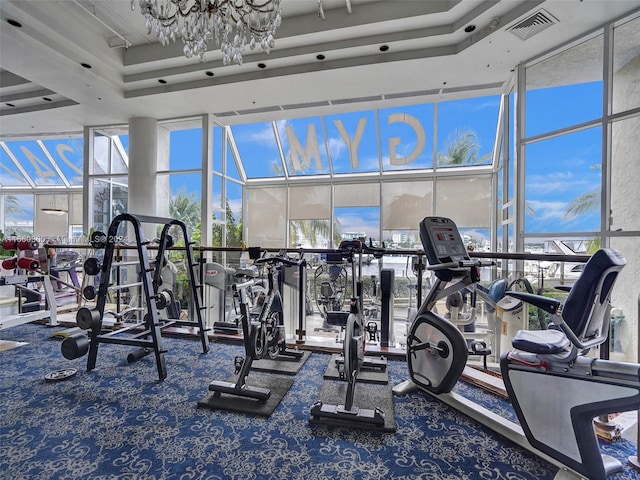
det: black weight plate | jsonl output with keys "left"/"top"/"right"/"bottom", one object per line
{"left": 83, "top": 257, "right": 101, "bottom": 276}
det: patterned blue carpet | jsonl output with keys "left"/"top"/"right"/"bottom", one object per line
{"left": 1, "top": 323, "right": 638, "bottom": 480}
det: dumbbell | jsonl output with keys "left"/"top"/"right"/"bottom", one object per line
{"left": 127, "top": 348, "right": 152, "bottom": 363}
{"left": 18, "top": 239, "right": 39, "bottom": 250}
{"left": 1, "top": 239, "right": 17, "bottom": 251}
{"left": 155, "top": 290, "right": 173, "bottom": 310}
{"left": 84, "top": 257, "right": 101, "bottom": 276}
{"left": 1, "top": 257, "right": 17, "bottom": 270}
{"left": 2, "top": 257, "right": 40, "bottom": 271}
{"left": 61, "top": 333, "right": 89, "bottom": 360}
{"left": 2, "top": 238, "right": 39, "bottom": 251}
{"left": 18, "top": 257, "right": 40, "bottom": 271}
{"left": 89, "top": 231, "right": 107, "bottom": 249}
{"left": 76, "top": 307, "right": 102, "bottom": 330}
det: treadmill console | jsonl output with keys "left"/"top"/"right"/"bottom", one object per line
{"left": 419, "top": 216, "right": 469, "bottom": 265}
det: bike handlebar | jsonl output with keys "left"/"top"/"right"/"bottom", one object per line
{"left": 427, "top": 259, "right": 495, "bottom": 271}
{"left": 254, "top": 255, "right": 302, "bottom": 267}
{"left": 362, "top": 241, "right": 386, "bottom": 259}
{"left": 337, "top": 239, "right": 387, "bottom": 258}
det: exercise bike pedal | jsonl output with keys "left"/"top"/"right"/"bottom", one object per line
{"left": 233, "top": 356, "right": 245, "bottom": 374}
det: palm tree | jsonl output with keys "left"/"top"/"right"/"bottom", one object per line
{"left": 563, "top": 190, "right": 599, "bottom": 221}
{"left": 4, "top": 194, "right": 23, "bottom": 215}
{"left": 563, "top": 163, "right": 600, "bottom": 221}
{"left": 211, "top": 200, "right": 243, "bottom": 247}
{"left": 437, "top": 128, "right": 492, "bottom": 166}
{"left": 168, "top": 188, "right": 201, "bottom": 244}
{"left": 289, "top": 219, "right": 330, "bottom": 247}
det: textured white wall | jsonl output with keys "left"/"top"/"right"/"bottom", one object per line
{"left": 610, "top": 52, "right": 640, "bottom": 363}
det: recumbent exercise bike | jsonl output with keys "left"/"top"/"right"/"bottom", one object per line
{"left": 394, "top": 216, "right": 640, "bottom": 480}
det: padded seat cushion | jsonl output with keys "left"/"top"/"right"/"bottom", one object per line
{"left": 512, "top": 328, "right": 570, "bottom": 354}
{"left": 235, "top": 267, "right": 258, "bottom": 278}
{"left": 326, "top": 311, "right": 349, "bottom": 326}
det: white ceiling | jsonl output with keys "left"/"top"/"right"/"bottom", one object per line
{"left": 1, "top": 0, "right": 639, "bottom": 138}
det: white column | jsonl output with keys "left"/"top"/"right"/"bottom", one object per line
{"left": 128, "top": 117, "right": 158, "bottom": 240}
{"left": 201, "top": 114, "right": 213, "bottom": 251}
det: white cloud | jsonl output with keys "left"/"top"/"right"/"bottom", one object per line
{"left": 327, "top": 136, "right": 346, "bottom": 159}
{"left": 246, "top": 124, "right": 275, "bottom": 143}
{"left": 527, "top": 199, "right": 568, "bottom": 221}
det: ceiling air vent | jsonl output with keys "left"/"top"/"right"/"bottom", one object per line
{"left": 508, "top": 9, "right": 558, "bottom": 41}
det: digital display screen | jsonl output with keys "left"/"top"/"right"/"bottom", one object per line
{"left": 422, "top": 217, "right": 468, "bottom": 264}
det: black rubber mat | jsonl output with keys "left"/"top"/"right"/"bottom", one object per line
{"left": 252, "top": 350, "right": 311, "bottom": 375}
{"left": 309, "top": 379, "right": 396, "bottom": 432}
{"left": 323, "top": 353, "right": 388, "bottom": 384}
{"left": 197, "top": 374, "right": 294, "bottom": 417}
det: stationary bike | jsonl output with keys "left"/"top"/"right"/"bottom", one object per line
{"left": 394, "top": 216, "right": 640, "bottom": 480}
{"left": 252, "top": 254, "right": 305, "bottom": 362}
{"left": 310, "top": 240, "right": 385, "bottom": 427}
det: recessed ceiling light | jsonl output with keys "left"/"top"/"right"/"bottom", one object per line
{"left": 379, "top": 45, "right": 389, "bottom": 52}
{"left": 7, "top": 19, "right": 22, "bottom": 28}
{"left": 158, "top": 79, "right": 167, "bottom": 84}
{"left": 464, "top": 25, "right": 476, "bottom": 33}
{"left": 81, "top": 63, "right": 92, "bottom": 69}
{"left": 316, "top": 54, "right": 325, "bottom": 60}
{"left": 205, "top": 71, "right": 214, "bottom": 77}
{"left": 257, "top": 63, "right": 266, "bottom": 69}
{"left": 43, "top": 97, "right": 52, "bottom": 102}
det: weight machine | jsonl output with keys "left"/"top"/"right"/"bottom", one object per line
{"left": 0, "top": 237, "right": 58, "bottom": 330}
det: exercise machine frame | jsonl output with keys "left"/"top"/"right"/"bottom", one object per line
{"left": 394, "top": 216, "right": 640, "bottom": 480}
{"left": 207, "top": 254, "right": 303, "bottom": 402}
{"left": 310, "top": 239, "right": 386, "bottom": 428}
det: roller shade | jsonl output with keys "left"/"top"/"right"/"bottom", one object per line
{"left": 247, "top": 187, "right": 286, "bottom": 247}
{"left": 289, "top": 185, "right": 331, "bottom": 220}
{"left": 435, "top": 177, "right": 492, "bottom": 227}
{"left": 382, "top": 180, "right": 433, "bottom": 230}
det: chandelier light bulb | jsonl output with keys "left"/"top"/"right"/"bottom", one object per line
{"left": 132, "top": 0, "right": 283, "bottom": 64}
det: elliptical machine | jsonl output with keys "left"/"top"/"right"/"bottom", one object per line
{"left": 313, "top": 253, "right": 348, "bottom": 333}
{"left": 394, "top": 216, "right": 640, "bottom": 480}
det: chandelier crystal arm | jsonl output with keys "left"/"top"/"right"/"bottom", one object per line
{"left": 132, "top": 0, "right": 282, "bottom": 64}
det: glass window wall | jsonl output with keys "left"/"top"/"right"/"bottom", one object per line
{"left": 380, "top": 105, "right": 434, "bottom": 171}
{"left": 325, "top": 110, "right": 380, "bottom": 174}
{"left": 437, "top": 96, "right": 500, "bottom": 167}
{"left": 525, "top": 34, "right": 603, "bottom": 137}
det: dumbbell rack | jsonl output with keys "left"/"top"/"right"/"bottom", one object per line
{"left": 76, "top": 213, "right": 209, "bottom": 381}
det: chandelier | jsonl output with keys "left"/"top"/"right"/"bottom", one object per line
{"left": 131, "top": 0, "right": 283, "bottom": 64}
